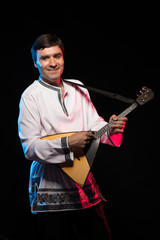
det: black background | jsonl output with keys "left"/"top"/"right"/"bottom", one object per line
{"left": 2, "top": 4, "right": 160, "bottom": 240}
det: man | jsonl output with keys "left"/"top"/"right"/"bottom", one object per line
{"left": 18, "top": 34, "right": 127, "bottom": 239}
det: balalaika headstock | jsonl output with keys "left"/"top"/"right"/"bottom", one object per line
{"left": 136, "top": 87, "right": 154, "bottom": 105}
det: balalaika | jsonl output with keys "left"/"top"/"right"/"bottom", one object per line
{"left": 41, "top": 87, "right": 154, "bottom": 187}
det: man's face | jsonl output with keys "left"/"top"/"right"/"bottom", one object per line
{"left": 35, "top": 46, "right": 64, "bottom": 85}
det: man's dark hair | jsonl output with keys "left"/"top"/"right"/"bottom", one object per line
{"left": 31, "top": 34, "right": 65, "bottom": 62}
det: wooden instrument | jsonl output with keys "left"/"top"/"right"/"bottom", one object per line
{"left": 41, "top": 87, "right": 154, "bottom": 187}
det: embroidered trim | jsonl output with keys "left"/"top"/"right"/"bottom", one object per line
{"left": 32, "top": 184, "right": 102, "bottom": 212}
{"left": 38, "top": 78, "right": 68, "bottom": 116}
{"left": 31, "top": 172, "right": 105, "bottom": 212}
{"left": 61, "top": 137, "right": 71, "bottom": 161}
{"left": 38, "top": 78, "right": 60, "bottom": 92}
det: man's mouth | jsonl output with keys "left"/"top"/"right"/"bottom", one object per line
{"left": 47, "top": 67, "right": 59, "bottom": 72}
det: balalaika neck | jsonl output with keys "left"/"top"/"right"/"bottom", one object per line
{"left": 95, "top": 102, "right": 138, "bottom": 139}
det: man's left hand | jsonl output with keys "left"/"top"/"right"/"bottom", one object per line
{"left": 109, "top": 114, "right": 128, "bottom": 135}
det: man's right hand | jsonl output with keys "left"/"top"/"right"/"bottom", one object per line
{"left": 68, "top": 132, "right": 96, "bottom": 151}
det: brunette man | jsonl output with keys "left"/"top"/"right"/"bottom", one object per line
{"left": 18, "top": 34, "right": 127, "bottom": 239}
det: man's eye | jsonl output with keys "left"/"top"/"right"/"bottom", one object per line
{"left": 54, "top": 54, "right": 61, "bottom": 59}
{"left": 41, "top": 56, "right": 48, "bottom": 60}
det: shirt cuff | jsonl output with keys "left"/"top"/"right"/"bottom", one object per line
{"left": 61, "top": 137, "right": 74, "bottom": 161}
{"left": 107, "top": 131, "right": 123, "bottom": 147}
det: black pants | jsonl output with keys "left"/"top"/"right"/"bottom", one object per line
{"left": 36, "top": 203, "right": 111, "bottom": 240}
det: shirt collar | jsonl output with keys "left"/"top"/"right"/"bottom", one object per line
{"left": 38, "top": 77, "right": 62, "bottom": 92}
{"left": 38, "top": 77, "right": 70, "bottom": 97}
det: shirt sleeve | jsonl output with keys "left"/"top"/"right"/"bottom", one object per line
{"left": 18, "top": 96, "right": 74, "bottom": 164}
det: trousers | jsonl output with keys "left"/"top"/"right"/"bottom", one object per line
{"left": 35, "top": 202, "right": 112, "bottom": 240}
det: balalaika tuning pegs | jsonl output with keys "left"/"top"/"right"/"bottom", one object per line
{"left": 136, "top": 86, "right": 154, "bottom": 105}
{"left": 142, "top": 86, "right": 148, "bottom": 91}
{"left": 139, "top": 86, "right": 148, "bottom": 95}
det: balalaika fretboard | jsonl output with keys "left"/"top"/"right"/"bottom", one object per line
{"left": 95, "top": 102, "right": 138, "bottom": 139}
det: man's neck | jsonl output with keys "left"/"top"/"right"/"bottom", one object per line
{"left": 41, "top": 77, "right": 62, "bottom": 88}
{"left": 40, "top": 77, "right": 65, "bottom": 99}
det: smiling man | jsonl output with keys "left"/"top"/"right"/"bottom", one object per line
{"left": 18, "top": 34, "right": 127, "bottom": 240}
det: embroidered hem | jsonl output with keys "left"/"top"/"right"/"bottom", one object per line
{"left": 31, "top": 173, "right": 106, "bottom": 213}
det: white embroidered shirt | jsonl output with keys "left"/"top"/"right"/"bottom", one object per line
{"left": 18, "top": 79, "right": 122, "bottom": 213}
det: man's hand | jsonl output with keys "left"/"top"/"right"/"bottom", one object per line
{"left": 68, "top": 131, "right": 96, "bottom": 151}
{"left": 109, "top": 114, "right": 128, "bottom": 135}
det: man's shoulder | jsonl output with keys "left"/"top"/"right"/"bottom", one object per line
{"left": 21, "top": 80, "right": 40, "bottom": 98}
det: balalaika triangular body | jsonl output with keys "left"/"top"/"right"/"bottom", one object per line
{"left": 41, "top": 132, "right": 100, "bottom": 188}
{"left": 41, "top": 87, "right": 154, "bottom": 188}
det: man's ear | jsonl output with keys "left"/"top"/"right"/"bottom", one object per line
{"left": 34, "top": 61, "right": 37, "bottom": 68}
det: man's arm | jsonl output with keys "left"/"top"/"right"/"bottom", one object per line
{"left": 68, "top": 115, "right": 127, "bottom": 150}
{"left": 18, "top": 96, "right": 74, "bottom": 164}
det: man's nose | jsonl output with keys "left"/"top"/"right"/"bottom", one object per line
{"left": 49, "top": 57, "right": 57, "bottom": 67}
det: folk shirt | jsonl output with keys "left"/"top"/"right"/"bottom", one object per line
{"left": 18, "top": 78, "right": 123, "bottom": 213}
